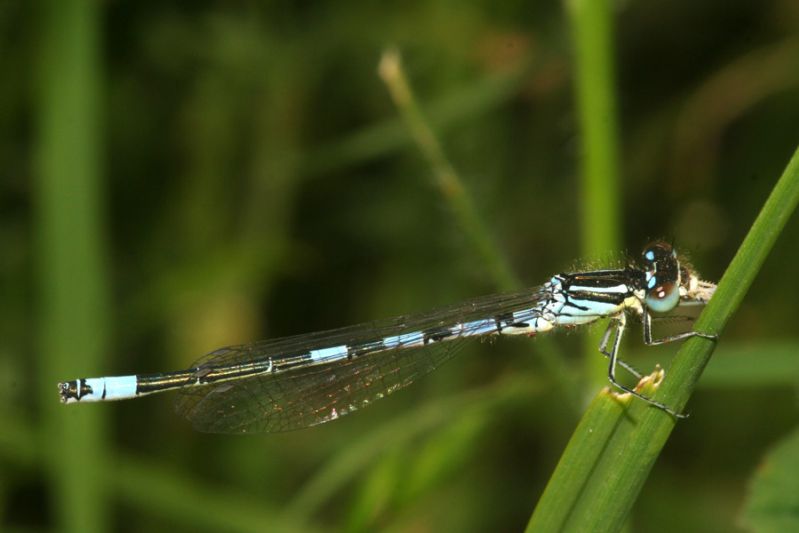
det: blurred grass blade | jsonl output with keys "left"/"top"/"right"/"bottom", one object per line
{"left": 699, "top": 341, "right": 799, "bottom": 388}
{"left": 634, "top": 341, "right": 799, "bottom": 389}
{"left": 741, "top": 427, "right": 799, "bottom": 532}
{"left": 112, "top": 455, "right": 321, "bottom": 533}
{"left": 528, "top": 143, "right": 799, "bottom": 532}
{"left": 303, "top": 58, "right": 534, "bottom": 179}
{"left": 378, "top": 48, "right": 520, "bottom": 292}
{"left": 567, "top": 0, "right": 623, "bottom": 390}
{"left": 36, "top": 1, "right": 109, "bottom": 531}
{"left": 284, "top": 375, "right": 540, "bottom": 520}
{"left": 0, "top": 411, "right": 317, "bottom": 533}
{"left": 568, "top": 0, "right": 621, "bottom": 259}
{"left": 376, "top": 48, "right": 577, "bottom": 414}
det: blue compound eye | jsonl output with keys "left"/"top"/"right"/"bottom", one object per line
{"left": 645, "top": 280, "right": 680, "bottom": 313}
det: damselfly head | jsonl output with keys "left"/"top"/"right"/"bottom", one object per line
{"left": 639, "top": 241, "right": 716, "bottom": 306}
{"left": 641, "top": 241, "right": 682, "bottom": 313}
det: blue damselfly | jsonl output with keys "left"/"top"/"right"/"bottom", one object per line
{"left": 59, "top": 241, "right": 716, "bottom": 433}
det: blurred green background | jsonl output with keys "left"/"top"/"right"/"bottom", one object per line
{"left": 3, "top": 0, "right": 799, "bottom": 531}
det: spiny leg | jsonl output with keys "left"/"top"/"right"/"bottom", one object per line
{"left": 605, "top": 313, "right": 686, "bottom": 418}
{"left": 598, "top": 319, "right": 643, "bottom": 379}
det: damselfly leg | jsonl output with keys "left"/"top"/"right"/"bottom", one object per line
{"left": 601, "top": 308, "right": 718, "bottom": 418}
{"left": 598, "top": 320, "right": 643, "bottom": 379}
{"left": 642, "top": 310, "right": 718, "bottom": 346}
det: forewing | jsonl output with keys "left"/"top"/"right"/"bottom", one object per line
{"left": 175, "top": 287, "right": 544, "bottom": 433}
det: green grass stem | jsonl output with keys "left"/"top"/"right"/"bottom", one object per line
{"left": 568, "top": 0, "right": 622, "bottom": 258}
{"left": 567, "top": 0, "right": 623, "bottom": 390}
{"left": 36, "top": 2, "right": 108, "bottom": 531}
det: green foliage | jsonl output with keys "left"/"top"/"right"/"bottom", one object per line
{"left": 742, "top": 428, "right": 799, "bottom": 532}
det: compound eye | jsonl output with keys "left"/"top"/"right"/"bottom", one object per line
{"left": 645, "top": 280, "right": 680, "bottom": 313}
{"left": 642, "top": 241, "right": 675, "bottom": 265}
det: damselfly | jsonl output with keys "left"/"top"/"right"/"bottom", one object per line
{"left": 59, "top": 241, "right": 716, "bottom": 433}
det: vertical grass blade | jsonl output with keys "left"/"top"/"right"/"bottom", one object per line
{"left": 568, "top": 0, "right": 622, "bottom": 258}
{"left": 36, "top": 1, "right": 109, "bottom": 531}
{"left": 567, "top": 0, "right": 623, "bottom": 390}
